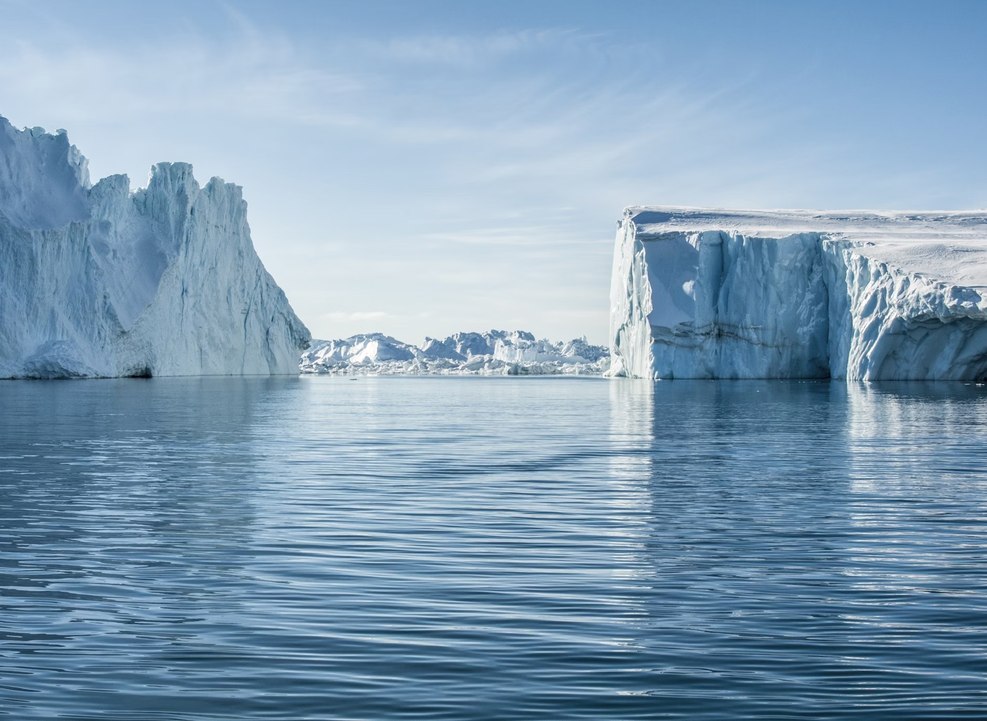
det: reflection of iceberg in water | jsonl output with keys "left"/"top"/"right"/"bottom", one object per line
{"left": 845, "top": 382, "right": 987, "bottom": 493}
{"left": 0, "top": 377, "right": 304, "bottom": 672}
{"left": 608, "top": 379, "right": 654, "bottom": 484}
{"left": 842, "top": 382, "right": 987, "bottom": 603}
{"left": 605, "top": 379, "right": 987, "bottom": 714}
{"left": 605, "top": 379, "right": 656, "bottom": 589}
{"left": 1, "top": 378, "right": 298, "bottom": 536}
{"left": 610, "top": 381, "right": 857, "bottom": 703}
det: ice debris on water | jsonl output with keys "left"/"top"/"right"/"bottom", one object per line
{"left": 300, "top": 330, "right": 609, "bottom": 376}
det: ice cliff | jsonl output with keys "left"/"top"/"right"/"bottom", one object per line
{"left": 610, "top": 207, "right": 987, "bottom": 380}
{"left": 300, "top": 330, "right": 609, "bottom": 375}
{"left": 0, "top": 117, "right": 309, "bottom": 378}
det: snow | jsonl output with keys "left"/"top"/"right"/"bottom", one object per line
{"left": 300, "top": 330, "right": 609, "bottom": 376}
{"left": 610, "top": 207, "right": 987, "bottom": 380}
{"left": 0, "top": 117, "right": 310, "bottom": 378}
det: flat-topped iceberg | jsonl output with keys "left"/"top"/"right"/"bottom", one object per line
{"left": 300, "top": 330, "right": 609, "bottom": 376}
{"left": 0, "top": 117, "right": 310, "bottom": 378}
{"left": 610, "top": 207, "right": 987, "bottom": 380}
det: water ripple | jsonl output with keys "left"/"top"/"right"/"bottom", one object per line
{"left": 1, "top": 377, "right": 986, "bottom": 719}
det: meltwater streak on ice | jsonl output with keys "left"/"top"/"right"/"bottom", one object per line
{"left": 2, "top": 378, "right": 987, "bottom": 719}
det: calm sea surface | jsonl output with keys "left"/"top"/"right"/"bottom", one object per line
{"left": 1, "top": 376, "right": 987, "bottom": 720}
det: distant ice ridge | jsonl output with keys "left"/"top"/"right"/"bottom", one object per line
{"left": 610, "top": 207, "right": 987, "bottom": 380}
{"left": 0, "top": 117, "right": 310, "bottom": 378}
{"left": 300, "top": 330, "right": 609, "bottom": 376}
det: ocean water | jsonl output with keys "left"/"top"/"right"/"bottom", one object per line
{"left": 1, "top": 376, "right": 987, "bottom": 720}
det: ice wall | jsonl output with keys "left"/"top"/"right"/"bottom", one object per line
{"left": 0, "top": 117, "right": 310, "bottom": 378}
{"left": 610, "top": 208, "right": 987, "bottom": 380}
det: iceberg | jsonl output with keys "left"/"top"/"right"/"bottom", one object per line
{"left": 0, "top": 117, "right": 309, "bottom": 378}
{"left": 300, "top": 330, "right": 609, "bottom": 376}
{"left": 610, "top": 207, "right": 987, "bottom": 380}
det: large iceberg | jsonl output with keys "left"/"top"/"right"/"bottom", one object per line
{"left": 300, "top": 330, "right": 609, "bottom": 375}
{"left": 610, "top": 207, "right": 987, "bottom": 380}
{"left": 0, "top": 117, "right": 309, "bottom": 378}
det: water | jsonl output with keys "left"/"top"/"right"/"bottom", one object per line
{"left": 2, "top": 377, "right": 987, "bottom": 720}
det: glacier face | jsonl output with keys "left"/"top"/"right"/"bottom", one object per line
{"left": 610, "top": 208, "right": 987, "bottom": 380}
{"left": 300, "top": 330, "right": 609, "bottom": 376}
{"left": 0, "top": 117, "right": 310, "bottom": 378}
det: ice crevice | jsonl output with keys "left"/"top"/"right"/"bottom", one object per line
{"left": 609, "top": 207, "right": 987, "bottom": 381}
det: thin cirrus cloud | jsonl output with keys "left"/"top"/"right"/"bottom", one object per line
{"left": 0, "top": 14, "right": 775, "bottom": 195}
{"left": 0, "top": 34, "right": 361, "bottom": 129}
{"left": 320, "top": 310, "right": 392, "bottom": 323}
{"left": 359, "top": 28, "right": 587, "bottom": 66}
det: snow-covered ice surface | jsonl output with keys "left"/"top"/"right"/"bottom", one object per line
{"left": 610, "top": 207, "right": 987, "bottom": 380}
{"left": 300, "top": 330, "right": 609, "bottom": 376}
{"left": 0, "top": 117, "right": 310, "bottom": 378}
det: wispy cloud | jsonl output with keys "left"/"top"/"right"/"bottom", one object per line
{"left": 0, "top": 19, "right": 361, "bottom": 129}
{"left": 360, "top": 28, "right": 587, "bottom": 66}
{"left": 320, "top": 310, "right": 391, "bottom": 323}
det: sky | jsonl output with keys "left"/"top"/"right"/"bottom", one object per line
{"left": 1, "top": 0, "right": 986, "bottom": 345}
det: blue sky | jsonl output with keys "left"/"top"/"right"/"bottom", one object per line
{"left": 2, "top": 0, "right": 985, "bottom": 344}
